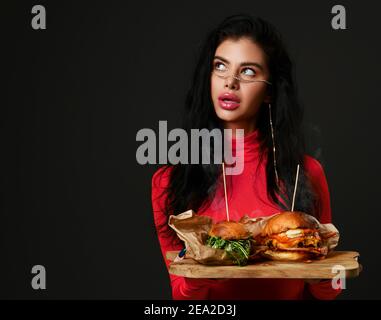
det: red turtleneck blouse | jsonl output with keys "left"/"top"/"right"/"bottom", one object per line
{"left": 151, "top": 128, "right": 342, "bottom": 300}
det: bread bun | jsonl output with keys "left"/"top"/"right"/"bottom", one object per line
{"left": 261, "top": 250, "right": 314, "bottom": 261}
{"left": 261, "top": 211, "right": 318, "bottom": 237}
{"left": 208, "top": 221, "right": 250, "bottom": 240}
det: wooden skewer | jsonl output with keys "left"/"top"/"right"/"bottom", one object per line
{"left": 291, "top": 164, "right": 300, "bottom": 212}
{"left": 222, "top": 162, "right": 230, "bottom": 221}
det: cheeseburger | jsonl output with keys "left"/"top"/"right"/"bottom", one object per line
{"left": 206, "top": 220, "right": 253, "bottom": 266}
{"left": 255, "top": 211, "right": 328, "bottom": 261}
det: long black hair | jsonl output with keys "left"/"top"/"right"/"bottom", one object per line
{"left": 155, "top": 14, "right": 319, "bottom": 240}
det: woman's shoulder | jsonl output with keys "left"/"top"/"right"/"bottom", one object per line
{"left": 303, "top": 154, "right": 330, "bottom": 199}
{"left": 151, "top": 166, "right": 174, "bottom": 220}
{"left": 303, "top": 155, "right": 332, "bottom": 224}
{"left": 303, "top": 154, "right": 326, "bottom": 178}
{"left": 152, "top": 165, "right": 174, "bottom": 190}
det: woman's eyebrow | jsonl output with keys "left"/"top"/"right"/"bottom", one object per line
{"left": 214, "top": 55, "right": 264, "bottom": 71}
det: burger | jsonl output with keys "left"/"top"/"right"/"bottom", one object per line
{"left": 255, "top": 211, "right": 328, "bottom": 261}
{"left": 206, "top": 220, "right": 253, "bottom": 266}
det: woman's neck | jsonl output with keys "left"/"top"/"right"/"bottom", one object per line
{"left": 223, "top": 120, "right": 257, "bottom": 137}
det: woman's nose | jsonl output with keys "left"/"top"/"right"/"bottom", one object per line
{"left": 225, "top": 76, "right": 239, "bottom": 90}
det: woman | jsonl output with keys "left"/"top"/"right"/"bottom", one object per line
{"left": 151, "top": 14, "right": 342, "bottom": 300}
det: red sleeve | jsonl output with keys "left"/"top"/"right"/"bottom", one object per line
{"left": 151, "top": 166, "right": 216, "bottom": 300}
{"left": 304, "top": 155, "right": 332, "bottom": 224}
{"left": 303, "top": 155, "right": 342, "bottom": 300}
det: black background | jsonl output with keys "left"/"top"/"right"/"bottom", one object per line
{"left": 2, "top": 0, "right": 380, "bottom": 299}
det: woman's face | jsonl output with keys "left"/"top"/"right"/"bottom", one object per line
{"left": 210, "top": 37, "right": 271, "bottom": 134}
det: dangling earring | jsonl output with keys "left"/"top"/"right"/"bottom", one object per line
{"left": 268, "top": 103, "right": 279, "bottom": 186}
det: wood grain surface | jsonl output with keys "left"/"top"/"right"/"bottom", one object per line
{"left": 166, "top": 251, "right": 361, "bottom": 279}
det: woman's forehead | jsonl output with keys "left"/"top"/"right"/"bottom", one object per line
{"left": 214, "top": 37, "right": 267, "bottom": 66}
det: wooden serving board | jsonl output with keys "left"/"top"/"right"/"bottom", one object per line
{"left": 167, "top": 251, "right": 361, "bottom": 279}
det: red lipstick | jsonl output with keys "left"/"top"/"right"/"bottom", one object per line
{"left": 218, "top": 92, "right": 241, "bottom": 110}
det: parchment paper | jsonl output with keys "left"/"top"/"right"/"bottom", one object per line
{"left": 168, "top": 210, "right": 340, "bottom": 265}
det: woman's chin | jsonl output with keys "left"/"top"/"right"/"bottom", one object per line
{"left": 214, "top": 108, "right": 243, "bottom": 122}
{"left": 215, "top": 114, "right": 243, "bottom": 124}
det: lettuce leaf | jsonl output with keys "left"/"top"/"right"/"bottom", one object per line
{"left": 206, "top": 236, "right": 253, "bottom": 266}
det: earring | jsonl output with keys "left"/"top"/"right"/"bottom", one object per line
{"left": 268, "top": 103, "right": 279, "bottom": 186}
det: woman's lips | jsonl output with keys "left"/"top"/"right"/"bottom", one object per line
{"left": 218, "top": 92, "right": 241, "bottom": 110}
{"left": 218, "top": 99, "right": 240, "bottom": 110}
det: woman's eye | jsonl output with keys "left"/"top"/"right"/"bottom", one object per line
{"left": 242, "top": 68, "right": 256, "bottom": 76}
{"left": 215, "top": 62, "right": 226, "bottom": 71}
